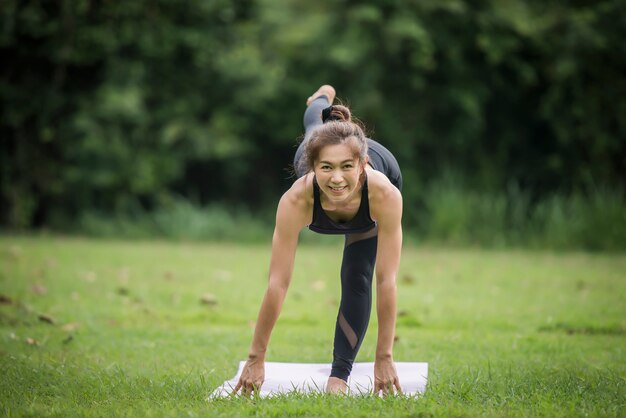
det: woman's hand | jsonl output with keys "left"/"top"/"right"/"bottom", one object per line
{"left": 374, "top": 356, "right": 402, "bottom": 396}
{"left": 232, "top": 356, "right": 265, "bottom": 396}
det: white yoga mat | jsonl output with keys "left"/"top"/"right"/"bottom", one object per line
{"left": 209, "top": 361, "right": 428, "bottom": 398}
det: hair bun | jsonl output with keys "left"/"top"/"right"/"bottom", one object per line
{"left": 322, "top": 105, "right": 351, "bottom": 123}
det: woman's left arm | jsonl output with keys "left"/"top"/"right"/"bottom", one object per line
{"left": 372, "top": 183, "right": 403, "bottom": 395}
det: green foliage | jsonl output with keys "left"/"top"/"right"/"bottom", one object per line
{"left": 421, "top": 180, "right": 626, "bottom": 250}
{"left": 1, "top": 0, "right": 624, "bottom": 249}
{"left": 75, "top": 198, "right": 271, "bottom": 242}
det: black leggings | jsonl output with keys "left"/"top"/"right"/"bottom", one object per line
{"left": 331, "top": 228, "right": 378, "bottom": 380}
{"left": 295, "top": 96, "right": 401, "bottom": 381}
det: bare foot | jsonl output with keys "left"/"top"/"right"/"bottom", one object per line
{"left": 325, "top": 376, "right": 348, "bottom": 394}
{"left": 307, "top": 84, "right": 336, "bottom": 106}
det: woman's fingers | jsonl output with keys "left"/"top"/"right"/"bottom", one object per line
{"left": 375, "top": 378, "right": 402, "bottom": 396}
{"left": 231, "top": 377, "right": 262, "bottom": 397}
{"left": 394, "top": 377, "right": 403, "bottom": 395}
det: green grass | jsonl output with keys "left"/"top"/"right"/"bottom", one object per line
{"left": 0, "top": 236, "right": 625, "bottom": 417}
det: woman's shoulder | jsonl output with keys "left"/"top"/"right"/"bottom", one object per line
{"left": 366, "top": 169, "right": 402, "bottom": 218}
{"left": 366, "top": 169, "right": 401, "bottom": 200}
{"left": 281, "top": 173, "right": 314, "bottom": 210}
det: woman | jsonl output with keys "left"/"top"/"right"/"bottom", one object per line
{"left": 233, "top": 85, "right": 403, "bottom": 395}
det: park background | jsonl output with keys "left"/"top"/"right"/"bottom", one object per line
{"left": 1, "top": 0, "right": 625, "bottom": 249}
{"left": 1, "top": 1, "right": 626, "bottom": 416}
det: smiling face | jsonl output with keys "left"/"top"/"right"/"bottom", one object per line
{"left": 314, "top": 143, "right": 366, "bottom": 203}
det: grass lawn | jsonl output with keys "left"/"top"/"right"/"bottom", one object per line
{"left": 0, "top": 235, "right": 624, "bottom": 417}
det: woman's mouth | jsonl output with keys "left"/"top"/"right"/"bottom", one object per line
{"left": 329, "top": 185, "right": 347, "bottom": 194}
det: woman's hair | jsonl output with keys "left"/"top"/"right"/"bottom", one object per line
{"left": 299, "top": 104, "right": 368, "bottom": 174}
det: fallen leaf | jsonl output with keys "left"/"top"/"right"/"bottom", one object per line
{"left": 31, "top": 284, "right": 48, "bottom": 295}
{"left": 38, "top": 314, "right": 56, "bottom": 325}
{"left": 200, "top": 293, "right": 218, "bottom": 305}
{"left": 82, "top": 271, "right": 97, "bottom": 282}
{"left": 212, "top": 270, "right": 232, "bottom": 281}
{"left": 62, "top": 322, "right": 80, "bottom": 332}
{"left": 118, "top": 267, "right": 130, "bottom": 283}
{"left": 0, "top": 294, "right": 13, "bottom": 305}
{"left": 8, "top": 246, "right": 22, "bottom": 259}
{"left": 32, "top": 268, "right": 46, "bottom": 279}
{"left": 402, "top": 274, "right": 416, "bottom": 285}
{"left": 25, "top": 337, "right": 40, "bottom": 346}
{"left": 311, "top": 280, "right": 326, "bottom": 291}
{"left": 116, "top": 286, "right": 129, "bottom": 296}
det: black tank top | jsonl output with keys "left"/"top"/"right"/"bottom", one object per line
{"left": 308, "top": 175, "right": 376, "bottom": 235}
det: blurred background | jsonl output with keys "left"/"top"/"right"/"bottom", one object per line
{"left": 1, "top": 0, "right": 625, "bottom": 250}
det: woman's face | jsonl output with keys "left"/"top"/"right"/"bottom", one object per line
{"left": 313, "top": 143, "right": 364, "bottom": 203}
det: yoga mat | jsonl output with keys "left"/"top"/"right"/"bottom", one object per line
{"left": 209, "top": 361, "right": 428, "bottom": 398}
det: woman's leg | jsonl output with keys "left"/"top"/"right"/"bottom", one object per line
{"left": 293, "top": 85, "right": 336, "bottom": 177}
{"left": 293, "top": 96, "right": 329, "bottom": 177}
{"left": 329, "top": 227, "right": 378, "bottom": 386}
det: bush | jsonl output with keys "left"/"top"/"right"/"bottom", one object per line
{"left": 76, "top": 198, "right": 270, "bottom": 242}
{"left": 420, "top": 181, "right": 626, "bottom": 250}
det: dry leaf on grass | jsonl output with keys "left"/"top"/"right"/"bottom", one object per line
{"left": 32, "top": 268, "right": 46, "bottom": 279}
{"left": 31, "top": 284, "right": 48, "bottom": 295}
{"left": 38, "top": 314, "right": 56, "bottom": 325}
{"left": 82, "top": 271, "right": 97, "bottom": 282}
{"left": 200, "top": 293, "right": 218, "bottom": 305}
{"left": 0, "top": 294, "right": 13, "bottom": 305}
{"left": 118, "top": 267, "right": 130, "bottom": 283}
{"left": 311, "top": 280, "right": 326, "bottom": 291}
{"left": 212, "top": 270, "right": 232, "bottom": 281}
{"left": 62, "top": 322, "right": 80, "bottom": 332}
{"left": 25, "top": 337, "right": 39, "bottom": 346}
{"left": 116, "top": 287, "right": 129, "bottom": 296}
{"left": 8, "top": 246, "right": 22, "bottom": 259}
{"left": 402, "top": 274, "right": 416, "bottom": 285}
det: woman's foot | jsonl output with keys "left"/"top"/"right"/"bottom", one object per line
{"left": 325, "top": 376, "right": 348, "bottom": 394}
{"left": 307, "top": 84, "right": 336, "bottom": 106}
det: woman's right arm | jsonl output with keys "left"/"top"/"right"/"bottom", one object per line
{"left": 232, "top": 182, "right": 309, "bottom": 395}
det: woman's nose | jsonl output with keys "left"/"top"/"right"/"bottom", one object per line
{"left": 331, "top": 171, "right": 343, "bottom": 183}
